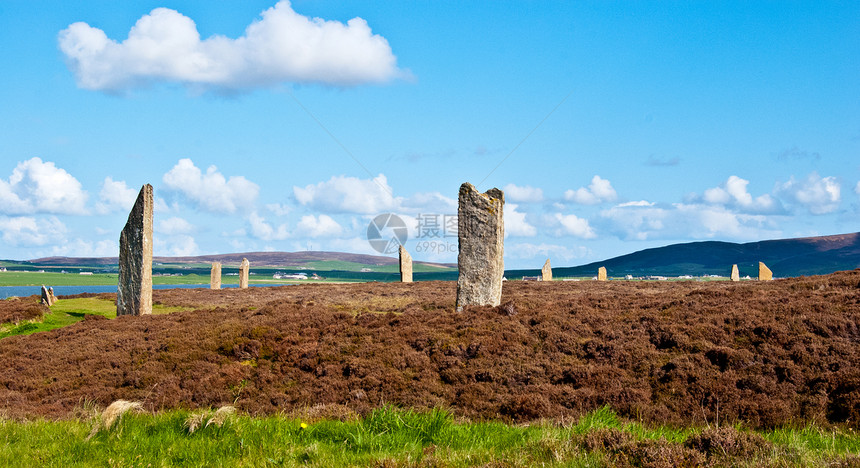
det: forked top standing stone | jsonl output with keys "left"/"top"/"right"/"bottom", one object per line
{"left": 399, "top": 245, "right": 413, "bottom": 283}
{"left": 117, "top": 184, "right": 153, "bottom": 316}
{"left": 210, "top": 262, "right": 222, "bottom": 289}
{"left": 239, "top": 258, "right": 250, "bottom": 289}
{"left": 730, "top": 264, "right": 740, "bottom": 282}
{"left": 541, "top": 259, "right": 552, "bottom": 281}
{"left": 758, "top": 262, "right": 773, "bottom": 281}
{"left": 456, "top": 183, "right": 504, "bottom": 311}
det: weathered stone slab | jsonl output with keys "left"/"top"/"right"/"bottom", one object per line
{"left": 455, "top": 183, "right": 504, "bottom": 311}
{"left": 399, "top": 245, "right": 412, "bottom": 283}
{"left": 48, "top": 287, "right": 56, "bottom": 305}
{"left": 597, "top": 266, "right": 607, "bottom": 281}
{"left": 210, "top": 262, "right": 222, "bottom": 289}
{"left": 239, "top": 258, "right": 250, "bottom": 289}
{"left": 117, "top": 184, "right": 153, "bottom": 316}
{"left": 759, "top": 262, "right": 773, "bottom": 281}
{"left": 40, "top": 285, "right": 54, "bottom": 306}
{"left": 541, "top": 259, "right": 552, "bottom": 282}
{"left": 731, "top": 264, "right": 740, "bottom": 282}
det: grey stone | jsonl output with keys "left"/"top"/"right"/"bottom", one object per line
{"left": 40, "top": 285, "right": 54, "bottom": 306}
{"left": 210, "top": 262, "right": 222, "bottom": 289}
{"left": 731, "top": 264, "right": 740, "bottom": 282}
{"left": 117, "top": 184, "right": 153, "bottom": 316}
{"left": 399, "top": 245, "right": 412, "bottom": 283}
{"left": 541, "top": 259, "right": 552, "bottom": 281}
{"left": 455, "top": 183, "right": 504, "bottom": 311}
{"left": 239, "top": 258, "right": 250, "bottom": 289}
{"left": 598, "top": 266, "right": 607, "bottom": 281}
{"left": 759, "top": 262, "right": 772, "bottom": 281}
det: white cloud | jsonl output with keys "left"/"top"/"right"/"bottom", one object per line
{"left": 505, "top": 203, "right": 537, "bottom": 237}
{"left": 503, "top": 183, "right": 543, "bottom": 203}
{"left": 600, "top": 202, "right": 780, "bottom": 241}
{"left": 553, "top": 213, "right": 596, "bottom": 238}
{"left": 701, "top": 175, "right": 778, "bottom": 213}
{"left": 294, "top": 174, "right": 398, "bottom": 214}
{"left": 400, "top": 192, "right": 456, "bottom": 215}
{"left": 0, "top": 158, "right": 88, "bottom": 215}
{"left": 96, "top": 177, "right": 139, "bottom": 214}
{"left": 564, "top": 175, "right": 617, "bottom": 205}
{"left": 295, "top": 214, "right": 343, "bottom": 238}
{"left": 156, "top": 216, "right": 194, "bottom": 235}
{"left": 58, "top": 1, "right": 404, "bottom": 92}
{"left": 856, "top": 181, "right": 860, "bottom": 195}
{"left": 155, "top": 234, "right": 199, "bottom": 257}
{"left": 162, "top": 158, "right": 259, "bottom": 213}
{"left": 266, "top": 203, "right": 291, "bottom": 217}
{"left": 248, "top": 211, "right": 289, "bottom": 241}
{"left": 777, "top": 172, "right": 841, "bottom": 214}
{"left": 506, "top": 242, "right": 590, "bottom": 261}
{"left": 0, "top": 216, "right": 67, "bottom": 246}
{"left": 50, "top": 239, "right": 117, "bottom": 257}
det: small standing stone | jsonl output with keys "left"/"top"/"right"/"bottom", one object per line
{"left": 541, "top": 259, "right": 552, "bottom": 282}
{"left": 117, "top": 184, "right": 153, "bottom": 316}
{"left": 758, "top": 262, "right": 773, "bottom": 281}
{"left": 239, "top": 258, "right": 250, "bottom": 289}
{"left": 730, "top": 264, "right": 740, "bottom": 282}
{"left": 455, "top": 183, "right": 504, "bottom": 311}
{"left": 399, "top": 245, "right": 413, "bottom": 283}
{"left": 40, "top": 285, "right": 54, "bottom": 306}
{"left": 210, "top": 262, "right": 222, "bottom": 289}
{"left": 48, "top": 287, "right": 56, "bottom": 305}
{"left": 597, "top": 266, "right": 607, "bottom": 281}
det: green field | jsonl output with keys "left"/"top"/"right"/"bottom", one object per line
{"left": 0, "top": 297, "right": 186, "bottom": 340}
{"left": 1, "top": 405, "right": 856, "bottom": 467}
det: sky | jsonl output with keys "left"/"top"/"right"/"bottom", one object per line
{"left": 0, "top": 1, "right": 858, "bottom": 269}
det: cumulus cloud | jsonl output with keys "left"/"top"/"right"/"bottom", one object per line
{"left": 249, "top": 211, "right": 289, "bottom": 241}
{"left": 294, "top": 174, "right": 398, "bottom": 214}
{"left": 701, "top": 175, "right": 779, "bottom": 213}
{"left": 400, "top": 192, "right": 456, "bottom": 215}
{"left": 564, "top": 175, "right": 617, "bottom": 205}
{"left": 505, "top": 203, "right": 537, "bottom": 237}
{"left": 295, "top": 214, "right": 343, "bottom": 238}
{"left": 58, "top": 1, "right": 404, "bottom": 92}
{"left": 599, "top": 202, "right": 780, "bottom": 241}
{"left": 552, "top": 213, "right": 596, "bottom": 238}
{"left": 0, "top": 158, "right": 88, "bottom": 215}
{"left": 162, "top": 158, "right": 259, "bottom": 213}
{"left": 266, "top": 203, "right": 291, "bottom": 217}
{"left": 777, "top": 172, "right": 841, "bottom": 214}
{"left": 156, "top": 216, "right": 194, "bottom": 235}
{"left": 50, "top": 239, "right": 116, "bottom": 257}
{"left": 155, "top": 235, "right": 199, "bottom": 257}
{"left": 506, "top": 242, "right": 590, "bottom": 261}
{"left": 503, "top": 183, "right": 544, "bottom": 203}
{"left": 856, "top": 181, "right": 860, "bottom": 195}
{"left": 0, "top": 216, "right": 67, "bottom": 246}
{"left": 96, "top": 177, "right": 138, "bottom": 214}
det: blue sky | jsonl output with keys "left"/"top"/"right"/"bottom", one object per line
{"left": 0, "top": 1, "right": 858, "bottom": 268}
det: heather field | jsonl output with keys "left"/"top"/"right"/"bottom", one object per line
{"left": 1, "top": 272, "right": 859, "bottom": 466}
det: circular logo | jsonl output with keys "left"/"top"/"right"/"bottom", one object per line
{"left": 367, "top": 213, "right": 408, "bottom": 254}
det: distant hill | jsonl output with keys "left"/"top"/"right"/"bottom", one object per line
{"left": 25, "top": 251, "right": 455, "bottom": 270}
{"left": 544, "top": 232, "right": 860, "bottom": 278}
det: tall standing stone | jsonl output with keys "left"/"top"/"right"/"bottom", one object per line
{"left": 541, "top": 259, "right": 552, "bottom": 282}
{"left": 239, "top": 258, "right": 250, "bottom": 289}
{"left": 210, "top": 262, "right": 222, "bottom": 289}
{"left": 455, "top": 183, "right": 504, "bottom": 311}
{"left": 597, "top": 266, "right": 607, "bottom": 281}
{"left": 758, "top": 262, "right": 773, "bottom": 281}
{"left": 730, "top": 264, "right": 740, "bottom": 282}
{"left": 117, "top": 184, "right": 153, "bottom": 316}
{"left": 399, "top": 245, "right": 413, "bottom": 283}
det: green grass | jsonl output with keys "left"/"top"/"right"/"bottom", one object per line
{"left": 0, "top": 406, "right": 856, "bottom": 467}
{"left": 0, "top": 298, "right": 187, "bottom": 340}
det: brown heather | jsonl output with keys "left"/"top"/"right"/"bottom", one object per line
{"left": 0, "top": 270, "right": 858, "bottom": 429}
